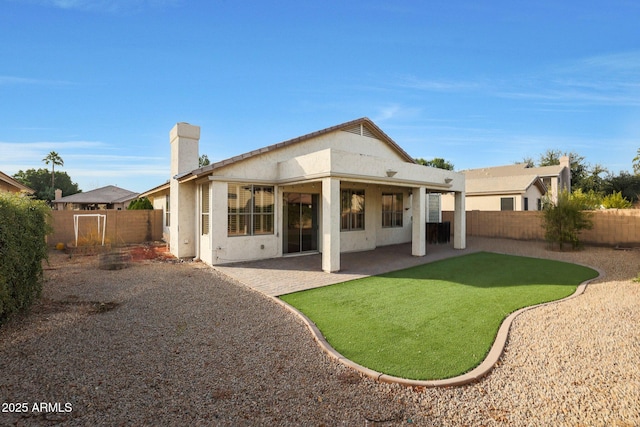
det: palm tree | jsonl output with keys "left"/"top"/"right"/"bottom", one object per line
{"left": 43, "top": 151, "right": 64, "bottom": 190}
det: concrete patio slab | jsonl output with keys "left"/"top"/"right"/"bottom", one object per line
{"left": 213, "top": 242, "right": 473, "bottom": 296}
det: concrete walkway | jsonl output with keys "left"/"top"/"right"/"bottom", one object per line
{"left": 214, "top": 242, "right": 473, "bottom": 296}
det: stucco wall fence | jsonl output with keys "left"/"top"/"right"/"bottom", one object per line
{"left": 443, "top": 209, "right": 640, "bottom": 247}
{"left": 48, "top": 210, "right": 163, "bottom": 247}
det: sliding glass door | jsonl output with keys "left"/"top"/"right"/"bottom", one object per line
{"left": 283, "top": 193, "right": 319, "bottom": 254}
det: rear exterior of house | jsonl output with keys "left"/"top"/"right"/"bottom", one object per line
{"left": 155, "top": 118, "right": 466, "bottom": 272}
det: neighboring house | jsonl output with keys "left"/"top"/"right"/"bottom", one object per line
{"left": 143, "top": 118, "right": 466, "bottom": 272}
{"left": 0, "top": 171, "right": 35, "bottom": 194}
{"left": 442, "top": 157, "right": 570, "bottom": 212}
{"left": 54, "top": 185, "right": 139, "bottom": 210}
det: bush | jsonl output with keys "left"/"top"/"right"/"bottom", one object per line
{"left": 127, "top": 197, "right": 153, "bottom": 210}
{"left": 0, "top": 192, "right": 52, "bottom": 323}
{"left": 542, "top": 190, "right": 593, "bottom": 251}
{"left": 570, "top": 188, "right": 602, "bottom": 210}
{"left": 601, "top": 191, "right": 633, "bottom": 209}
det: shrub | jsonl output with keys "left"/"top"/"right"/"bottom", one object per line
{"left": 601, "top": 191, "right": 633, "bottom": 209}
{"left": 542, "top": 190, "right": 593, "bottom": 251}
{"left": 127, "top": 197, "right": 153, "bottom": 210}
{"left": 0, "top": 192, "right": 52, "bottom": 323}
{"left": 570, "top": 188, "right": 602, "bottom": 210}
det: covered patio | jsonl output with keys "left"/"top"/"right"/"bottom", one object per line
{"left": 213, "top": 241, "right": 474, "bottom": 296}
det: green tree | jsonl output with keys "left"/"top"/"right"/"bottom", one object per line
{"left": 542, "top": 189, "right": 593, "bottom": 251}
{"left": 199, "top": 154, "right": 210, "bottom": 167}
{"left": 633, "top": 148, "right": 640, "bottom": 175}
{"left": 580, "top": 164, "right": 609, "bottom": 194}
{"left": 538, "top": 149, "right": 563, "bottom": 167}
{"left": 521, "top": 157, "right": 535, "bottom": 168}
{"left": 42, "top": 151, "right": 64, "bottom": 190}
{"left": 603, "top": 171, "right": 640, "bottom": 203}
{"left": 415, "top": 157, "right": 454, "bottom": 170}
{"left": 127, "top": 197, "right": 153, "bottom": 210}
{"left": 13, "top": 168, "right": 81, "bottom": 203}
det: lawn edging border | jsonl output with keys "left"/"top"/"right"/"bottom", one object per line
{"left": 274, "top": 263, "right": 603, "bottom": 388}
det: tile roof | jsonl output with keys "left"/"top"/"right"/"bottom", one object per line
{"left": 180, "top": 117, "right": 415, "bottom": 182}
{"left": 466, "top": 174, "right": 546, "bottom": 195}
{"left": 464, "top": 163, "right": 565, "bottom": 179}
{"left": 56, "top": 185, "right": 138, "bottom": 204}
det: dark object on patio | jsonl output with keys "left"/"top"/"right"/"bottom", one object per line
{"left": 427, "top": 222, "right": 450, "bottom": 244}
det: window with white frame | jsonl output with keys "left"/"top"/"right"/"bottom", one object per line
{"left": 227, "top": 184, "right": 274, "bottom": 236}
{"left": 341, "top": 189, "right": 365, "bottom": 231}
{"left": 382, "top": 193, "right": 403, "bottom": 228}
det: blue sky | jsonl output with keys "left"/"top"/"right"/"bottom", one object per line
{"left": 1, "top": 0, "right": 639, "bottom": 193}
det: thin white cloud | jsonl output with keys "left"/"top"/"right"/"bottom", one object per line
{"left": 0, "top": 75, "right": 73, "bottom": 86}
{"left": 0, "top": 140, "right": 106, "bottom": 164}
{"left": 498, "top": 51, "right": 640, "bottom": 107}
{"left": 372, "top": 104, "right": 422, "bottom": 122}
{"left": 21, "top": 0, "right": 181, "bottom": 13}
{"left": 68, "top": 165, "right": 167, "bottom": 178}
{"left": 396, "top": 76, "right": 484, "bottom": 92}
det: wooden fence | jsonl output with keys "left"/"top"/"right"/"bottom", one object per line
{"left": 48, "top": 210, "right": 163, "bottom": 247}
{"left": 443, "top": 209, "right": 640, "bottom": 247}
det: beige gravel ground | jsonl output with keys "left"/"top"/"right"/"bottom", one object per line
{"left": 0, "top": 237, "right": 639, "bottom": 426}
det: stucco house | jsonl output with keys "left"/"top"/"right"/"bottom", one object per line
{"left": 442, "top": 157, "right": 570, "bottom": 212}
{"left": 53, "top": 185, "right": 139, "bottom": 210}
{"left": 143, "top": 118, "right": 466, "bottom": 273}
{"left": 0, "top": 171, "right": 35, "bottom": 194}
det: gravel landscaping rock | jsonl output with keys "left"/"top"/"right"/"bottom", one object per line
{"left": 0, "top": 237, "right": 638, "bottom": 426}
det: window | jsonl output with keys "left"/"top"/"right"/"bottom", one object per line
{"left": 524, "top": 197, "right": 529, "bottom": 211}
{"left": 427, "top": 193, "right": 441, "bottom": 222}
{"left": 341, "top": 189, "right": 365, "bottom": 231}
{"left": 500, "top": 197, "right": 515, "bottom": 211}
{"left": 382, "top": 193, "right": 403, "bottom": 228}
{"left": 227, "top": 184, "right": 274, "bottom": 236}
{"left": 201, "top": 186, "right": 210, "bottom": 235}
{"left": 165, "top": 195, "right": 170, "bottom": 227}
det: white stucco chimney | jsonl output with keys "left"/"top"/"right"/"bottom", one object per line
{"left": 169, "top": 122, "right": 200, "bottom": 259}
{"left": 170, "top": 122, "right": 200, "bottom": 177}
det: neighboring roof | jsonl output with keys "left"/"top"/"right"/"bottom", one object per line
{"left": 466, "top": 174, "right": 547, "bottom": 196}
{"left": 0, "top": 171, "right": 35, "bottom": 194}
{"left": 56, "top": 185, "right": 138, "bottom": 204}
{"left": 179, "top": 117, "right": 416, "bottom": 182}
{"left": 464, "top": 163, "right": 565, "bottom": 179}
{"left": 139, "top": 181, "right": 170, "bottom": 198}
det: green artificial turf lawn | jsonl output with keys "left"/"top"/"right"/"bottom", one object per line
{"left": 280, "top": 252, "right": 598, "bottom": 380}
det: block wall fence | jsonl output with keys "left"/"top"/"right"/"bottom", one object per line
{"left": 48, "top": 210, "right": 163, "bottom": 247}
{"left": 48, "top": 209, "right": 640, "bottom": 248}
{"left": 443, "top": 209, "right": 640, "bottom": 247}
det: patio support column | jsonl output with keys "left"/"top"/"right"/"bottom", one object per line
{"left": 412, "top": 186, "right": 426, "bottom": 257}
{"left": 454, "top": 191, "right": 466, "bottom": 249}
{"left": 322, "top": 177, "right": 340, "bottom": 272}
